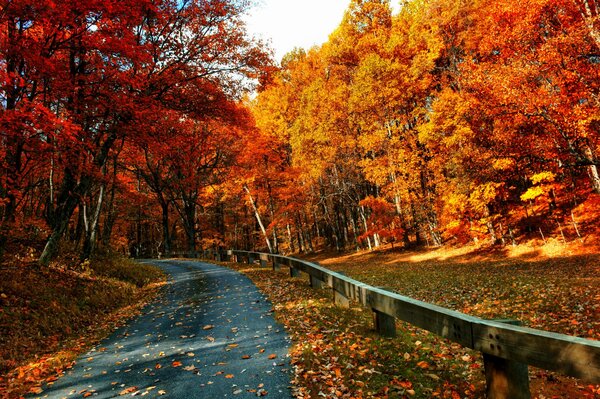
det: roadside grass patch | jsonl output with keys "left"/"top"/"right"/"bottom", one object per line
{"left": 0, "top": 255, "right": 166, "bottom": 397}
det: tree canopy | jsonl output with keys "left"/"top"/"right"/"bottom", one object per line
{"left": 1, "top": 0, "right": 599, "bottom": 261}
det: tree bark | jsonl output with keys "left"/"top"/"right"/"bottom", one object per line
{"left": 244, "top": 185, "right": 273, "bottom": 253}
{"left": 359, "top": 206, "right": 373, "bottom": 250}
{"left": 584, "top": 146, "right": 600, "bottom": 194}
{"left": 39, "top": 170, "right": 90, "bottom": 265}
{"left": 81, "top": 184, "right": 105, "bottom": 260}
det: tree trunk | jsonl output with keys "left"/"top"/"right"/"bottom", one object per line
{"left": 101, "top": 151, "right": 120, "bottom": 248}
{"left": 392, "top": 190, "right": 411, "bottom": 247}
{"left": 82, "top": 184, "right": 105, "bottom": 260}
{"left": 359, "top": 206, "right": 373, "bottom": 250}
{"left": 584, "top": 146, "right": 600, "bottom": 194}
{"left": 484, "top": 205, "right": 497, "bottom": 244}
{"left": 39, "top": 170, "right": 92, "bottom": 265}
{"left": 161, "top": 200, "right": 172, "bottom": 256}
{"left": 244, "top": 185, "right": 273, "bottom": 253}
{"left": 287, "top": 223, "right": 295, "bottom": 253}
{"left": 303, "top": 212, "right": 314, "bottom": 252}
{"left": 183, "top": 201, "right": 197, "bottom": 257}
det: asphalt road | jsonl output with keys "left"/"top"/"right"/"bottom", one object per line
{"left": 31, "top": 260, "right": 293, "bottom": 398}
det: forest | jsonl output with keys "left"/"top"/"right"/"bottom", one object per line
{"left": 1, "top": 0, "right": 600, "bottom": 263}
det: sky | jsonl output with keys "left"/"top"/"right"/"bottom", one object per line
{"left": 244, "top": 0, "right": 401, "bottom": 63}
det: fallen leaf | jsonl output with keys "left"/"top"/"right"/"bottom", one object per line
{"left": 119, "top": 386, "right": 137, "bottom": 395}
{"left": 416, "top": 361, "right": 429, "bottom": 369}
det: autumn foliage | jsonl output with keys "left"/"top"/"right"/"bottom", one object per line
{"left": 0, "top": 0, "right": 270, "bottom": 261}
{"left": 248, "top": 0, "right": 600, "bottom": 254}
{"left": 1, "top": 0, "right": 600, "bottom": 261}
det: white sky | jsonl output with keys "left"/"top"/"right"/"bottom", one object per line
{"left": 244, "top": 0, "right": 401, "bottom": 63}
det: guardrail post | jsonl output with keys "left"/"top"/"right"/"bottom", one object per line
{"left": 333, "top": 272, "right": 350, "bottom": 308}
{"left": 259, "top": 254, "right": 268, "bottom": 267}
{"left": 247, "top": 253, "right": 254, "bottom": 265}
{"left": 215, "top": 251, "right": 222, "bottom": 262}
{"left": 273, "top": 257, "right": 282, "bottom": 271}
{"left": 310, "top": 275, "right": 326, "bottom": 289}
{"left": 373, "top": 309, "right": 396, "bottom": 337}
{"left": 372, "top": 286, "right": 396, "bottom": 337}
{"left": 334, "top": 290, "right": 350, "bottom": 308}
{"left": 484, "top": 320, "right": 530, "bottom": 399}
{"left": 290, "top": 265, "right": 300, "bottom": 277}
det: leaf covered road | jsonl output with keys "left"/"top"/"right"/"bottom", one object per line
{"left": 30, "top": 261, "right": 292, "bottom": 398}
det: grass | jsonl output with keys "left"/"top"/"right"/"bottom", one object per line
{"left": 223, "top": 241, "right": 600, "bottom": 398}
{"left": 0, "top": 252, "right": 166, "bottom": 398}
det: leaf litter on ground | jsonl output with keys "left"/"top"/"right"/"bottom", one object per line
{"left": 222, "top": 244, "right": 600, "bottom": 399}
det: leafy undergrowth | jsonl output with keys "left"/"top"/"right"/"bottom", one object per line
{"left": 226, "top": 262, "right": 484, "bottom": 399}
{"left": 0, "top": 253, "right": 166, "bottom": 398}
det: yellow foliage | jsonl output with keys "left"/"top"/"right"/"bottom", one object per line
{"left": 468, "top": 182, "right": 503, "bottom": 213}
{"left": 520, "top": 186, "right": 545, "bottom": 202}
{"left": 492, "top": 158, "right": 515, "bottom": 171}
{"left": 530, "top": 171, "right": 555, "bottom": 185}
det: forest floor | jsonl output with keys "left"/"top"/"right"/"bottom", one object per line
{"left": 0, "top": 246, "right": 166, "bottom": 398}
{"left": 226, "top": 239, "right": 600, "bottom": 398}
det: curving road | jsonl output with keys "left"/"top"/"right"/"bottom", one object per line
{"left": 31, "top": 260, "right": 292, "bottom": 398}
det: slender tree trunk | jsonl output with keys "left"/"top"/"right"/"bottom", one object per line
{"left": 484, "top": 205, "right": 497, "bottom": 244}
{"left": 392, "top": 191, "right": 411, "bottom": 247}
{"left": 303, "top": 212, "right": 314, "bottom": 252}
{"left": 359, "top": 206, "right": 372, "bottom": 250}
{"left": 183, "top": 201, "right": 197, "bottom": 257}
{"left": 82, "top": 184, "right": 105, "bottom": 260}
{"left": 287, "top": 223, "right": 295, "bottom": 253}
{"left": 409, "top": 198, "right": 423, "bottom": 245}
{"left": 161, "top": 201, "right": 171, "bottom": 256}
{"left": 101, "top": 188, "right": 116, "bottom": 248}
{"left": 296, "top": 217, "right": 304, "bottom": 253}
{"left": 102, "top": 150, "right": 120, "bottom": 248}
{"left": 349, "top": 214, "right": 360, "bottom": 250}
{"left": 244, "top": 185, "right": 273, "bottom": 253}
{"left": 584, "top": 146, "right": 600, "bottom": 194}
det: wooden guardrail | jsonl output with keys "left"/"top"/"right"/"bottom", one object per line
{"left": 200, "top": 249, "right": 600, "bottom": 399}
